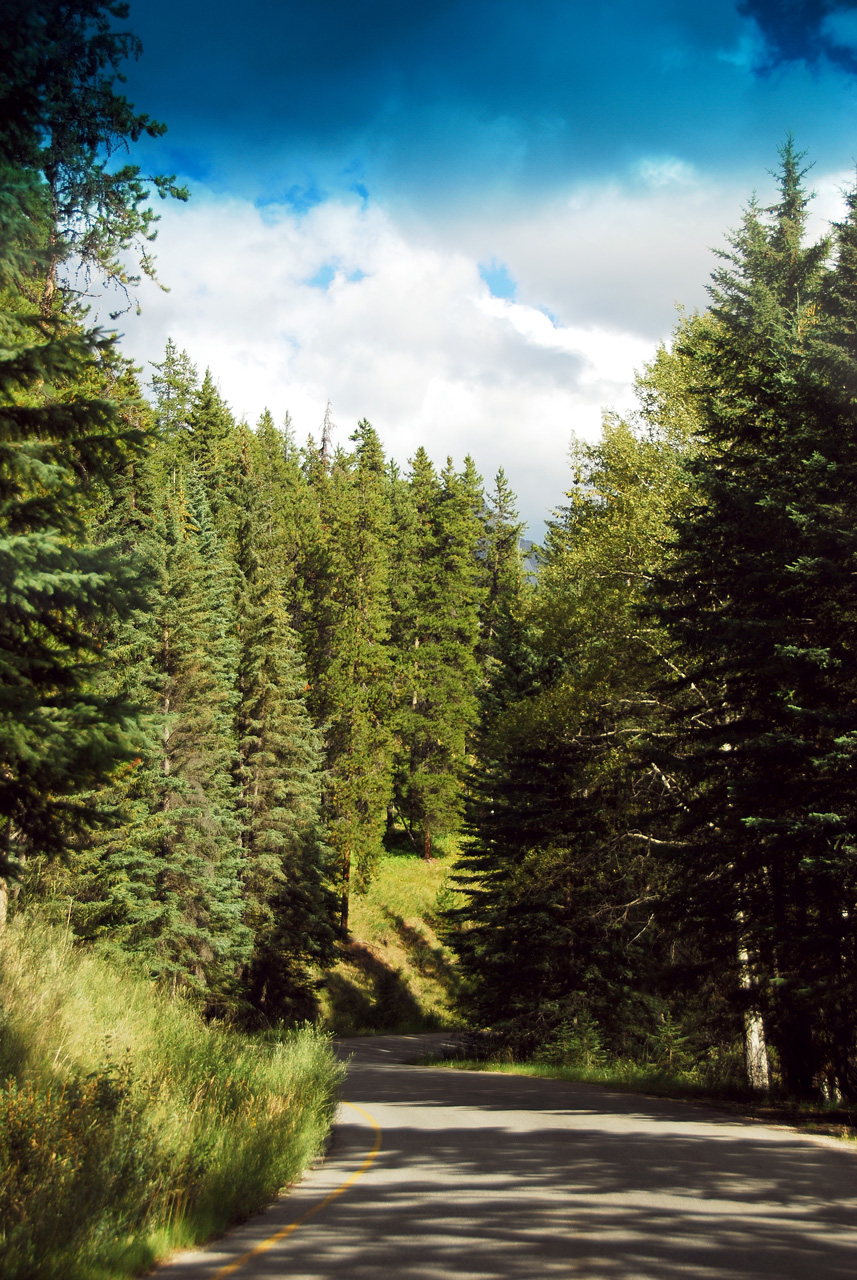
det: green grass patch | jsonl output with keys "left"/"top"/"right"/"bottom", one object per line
{"left": 0, "top": 920, "right": 344, "bottom": 1280}
{"left": 322, "top": 836, "right": 464, "bottom": 1034}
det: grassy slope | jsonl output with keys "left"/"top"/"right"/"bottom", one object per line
{"left": 0, "top": 922, "right": 344, "bottom": 1280}
{"left": 321, "top": 838, "right": 462, "bottom": 1034}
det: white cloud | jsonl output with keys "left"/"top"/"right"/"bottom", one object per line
{"left": 117, "top": 190, "right": 660, "bottom": 534}
{"left": 115, "top": 167, "right": 849, "bottom": 536}
{"left": 635, "top": 156, "right": 698, "bottom": 189}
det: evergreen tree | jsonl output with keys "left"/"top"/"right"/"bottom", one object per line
{"left": 475, "top": 467, "right": 524, "bottom": 715}
{"left": 230, "top": 426, "right": 337, "bottom": 1019}
{"left": 185, "top": 369, "right": 237, "bottom": 536}
{"left": 43, "top": 449, "right": 249, "bottom": 1007}
{"left": 651, "top": 144, "right": 857, "bottom": 1097}
{"left": 149, "top": 338, "right": 199, "bottom": 441}
{"left": 301, "top": 421, "right": 395, "bottom": 930}
{"left": 0, "top": 182, "right": 147, "bottom": 902}
{"left": 252, "top": 408, "right": 320, "bottom": 626}
{"left": 392, "top": 450, "right": 484, "bottom": 858}
{"left": 451, "top": 414, "right": 691, "bottom": 1053}
{"left": 1, "top": 0, "right": 188, "bottom": 314}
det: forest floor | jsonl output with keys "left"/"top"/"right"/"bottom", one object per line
{"left": 320, "top": 835, "right": 464, "bottom": 1035}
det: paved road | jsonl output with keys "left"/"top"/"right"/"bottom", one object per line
{"left": 163, "top": 1032, "right": 857, "bottom": 1279}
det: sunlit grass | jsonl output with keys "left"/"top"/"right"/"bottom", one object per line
{"left": 321, "top": 835, "right": 465, "bottom": 1034}
{"left": 0, "top": 920, "right": 344, "bottom": 1280}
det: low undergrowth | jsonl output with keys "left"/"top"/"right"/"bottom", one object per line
{"left": 0, "top": 920, "right": 344, "bottom": 1280}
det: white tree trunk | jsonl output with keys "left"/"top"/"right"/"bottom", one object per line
{"left": 738, "top": 937, "right": 770, "bottom": 1091}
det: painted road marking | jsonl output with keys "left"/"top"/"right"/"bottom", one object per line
{"left": 207, "top": 1102, "right": 382, "bottom": 1279}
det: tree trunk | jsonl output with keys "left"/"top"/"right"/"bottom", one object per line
{"left": 738, "top": 937, "right": 770, "bottom": 1091}
{"left": 339, "top": 847, "right": 351, "bottom": 935}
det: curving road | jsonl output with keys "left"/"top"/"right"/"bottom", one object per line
{"left": 163, "top": 1032, "right": 857, "bottom": 1279}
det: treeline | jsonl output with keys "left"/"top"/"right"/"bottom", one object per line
{"left": 450, "top": 146, "right": 857, "bottom": 1103}
{"left": 8, "top": 332, "right": 523, "bottom": 1021}
{"left": 0, "top": 0, "right": 522, "bottom": 1026}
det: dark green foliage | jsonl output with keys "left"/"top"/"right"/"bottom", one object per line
{"left": 391, "top": 450, "right": 484, "bottom": 858}
{"left": 230, "top": 424, "right": 336, "bottom": 1021}
{"left": 149, "top": 338, "right": 199, "bottom": 440}
{"left": 57, "top": 454, "right": 249, "bottom": 1007}
{"left": 0, "top": 0, "right": 188, "bottom": 313}
{"left": 0, "top": 183, "right": 147, "bottom": 874}
{"left": 450, "top": 416, "right": 689, "bottom": 1055}
{"left": 184, "top": 370, "right": 238, "bottom": 536}
{"left": 307, "top": 424, "right": 396, "bottom": 924}
{"left": 650, "top": 145, "right": 857, "bottom": 1098}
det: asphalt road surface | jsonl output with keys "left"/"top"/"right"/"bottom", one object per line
{"left": 162, "top": 1032, "right": 857, "bottom": 1279}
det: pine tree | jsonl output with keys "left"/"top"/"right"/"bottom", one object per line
{"left": 0, "top": 181, "right": 147, "bottom": 906}
{"left": 150, "top": 338, "right": 199, "bottom": 442}
{"left": 301, "top": 421, "right": 395, "bottom": 931}
{"left": 392, "top": 450, "right": 484, "bottom": 858}
{"left": 651, "top": 143, "right": 857, "bottom": 1097}
{"left": 451, "top": 414, "right": 691, "bottom": 1053}
{"left": 1, "top": 0, "right": 188, "bottom": 315}
{"left": 252, "top": 408, "right": 319, "bottom": 626}
{"left": 50, "top": 451, "right": 249, "bottom": 1008}
{"left": 185, "top": 369, "right": 237, "bottom": 535}
{"left": 475, "top": 467, "right": 524, "bottom": 716}
{"left": 231, "top": 425, "right": 337, "bottom": 1019}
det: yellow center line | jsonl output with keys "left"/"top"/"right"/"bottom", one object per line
{"left": 208, "top": 1102, "right": 382, "bottom": 1279}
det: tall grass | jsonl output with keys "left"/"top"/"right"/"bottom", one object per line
{"left": 0, "top": 920, "right": 344, "bottom": 1280}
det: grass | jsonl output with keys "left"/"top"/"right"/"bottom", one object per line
{"left": 321, "top": 834, "right": 464, "bottom": 1034}
{"left": 0, "top": 919, "right": 344, "bottom": 1280}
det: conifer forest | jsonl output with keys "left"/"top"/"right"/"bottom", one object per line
{"left": 5, "top": 0, "right": 857, "bottom": 1183}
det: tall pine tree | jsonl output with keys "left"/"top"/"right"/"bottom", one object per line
{"left": 651, "top": 144, "right": 857, "bottom": 1097}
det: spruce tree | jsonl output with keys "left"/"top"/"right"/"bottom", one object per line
{"left": 185, "top": 369, "right": 237, "bottom": 536}
{"left": 231, "top": 425, "right": 336, "bottom": 1018}
{"left": 1, "top": 0, "right": 188, "bottom": 314}
{"left": 0, "top": 181, "right": 147, "bottom": 899}
{"left": 59, "top": 455, "right": 249, "bottom": 1007}
{"left": 475, "top": 467, "right": 524, "bottom": 716}
{"left": 650, "top": 144, "right": 857, "bottom": 1097}
{"left": 392, "top": 450, "right": 484, "bottom": 858}
{"left": 451, "top": 414, "right": 690, "bottom": 1053}
{"left": 301, "top": 421, "right": 395, "bottom": 931}
{"left": 149, "top": 338, "right": 199, "bottom": 442}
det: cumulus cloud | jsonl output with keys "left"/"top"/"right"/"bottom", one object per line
{"left": 116, "top": 168, "right": 848, "bottom": 536}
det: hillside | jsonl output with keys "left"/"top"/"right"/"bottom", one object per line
{"left": 322, "top": 839, "right": 463, "bottom": 1035}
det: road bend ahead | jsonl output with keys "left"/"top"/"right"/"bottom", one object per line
{"left": 163, "top": 1032, "right": 857, "bottom": 1279}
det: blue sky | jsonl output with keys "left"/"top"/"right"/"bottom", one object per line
{"left": 119, "top": 0, "right": 857, "bottom": 532}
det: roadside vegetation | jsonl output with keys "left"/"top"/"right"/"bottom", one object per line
{"left": 0, "top": 922, "right": 343, "bottom": 1280}
{"left": 423, "top": 1045, "right": 857, "bottom": 1144}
